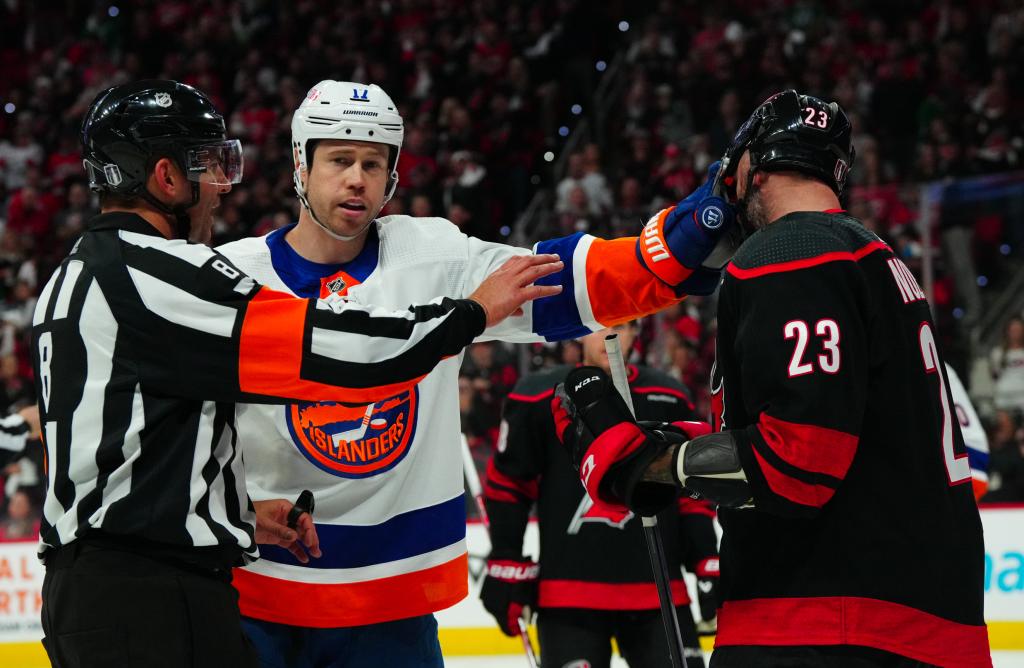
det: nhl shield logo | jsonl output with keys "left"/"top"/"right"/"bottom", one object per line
{"left": 285, "top": 388, "right": 419, "bottom": 478}
{"left": 325, "top": 277, "right": 347, "bottom": 294}
{"left": 834, "top": 159, "right": 849, "bottom": 185}
{"left": 154, "top": 92, "right": 172, "bottom": 108}
{"left": 103, "top": 164, "right": 123, "bottom": 186}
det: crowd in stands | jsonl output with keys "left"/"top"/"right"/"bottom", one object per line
{"left": 2, "top": 0, "right": 1024, "bottom": 537}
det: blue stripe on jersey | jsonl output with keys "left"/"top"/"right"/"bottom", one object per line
{"left": 967, "top": 447, "right": 989, "bottom": 475}
{"left": 258, "top": 494, "right": 466, "bottom": 569}
{"left": 533, "top": 233, "right": 590, "bottom": 341}
{"left": 265, "top": 223, "right": 381, "bottom": 298}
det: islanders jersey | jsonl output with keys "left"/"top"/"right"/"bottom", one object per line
{"left": 945, "top": 363, "right": 990, "bottom": 500}
{"left": 217, "top": 215, "right": 684, "bottom": 627}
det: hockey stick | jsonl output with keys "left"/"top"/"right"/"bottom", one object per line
{"left": 460, "top": 432, "right": 488, "bottom": 525}
{"left": 605, "top": 334, "right": 688, "bottom": 668}
{"left": 517, "top": 615, "right": 540, "bottom": 668}
{"left": 461, "top": 433, "right": 540, "bottom": 667}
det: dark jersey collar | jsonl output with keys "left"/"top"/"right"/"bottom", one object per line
{"left": 86, "top": 212, "right": 167, "bottom": 237}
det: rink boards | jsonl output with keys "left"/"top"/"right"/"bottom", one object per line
{"left": 0, "top": 505, "right": 1020, "bottom": 665}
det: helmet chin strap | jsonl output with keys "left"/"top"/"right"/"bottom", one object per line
{"left": 294, "top": 170, "right": 393, "bottom": 243}
{"left": 139, "top": 182, "right": 198, "bottom": 240}
{"left": 297, "top": 189, "right": 377, "bottom": 242}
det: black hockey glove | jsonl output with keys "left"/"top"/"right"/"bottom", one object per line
{"left": 551, "top": 367, "right": 677, "bottom": 516}
{"left": 480, "top": 555, "right": 539, "bottom": 637}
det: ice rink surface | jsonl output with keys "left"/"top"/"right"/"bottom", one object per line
{"left": 446, "top": 652, "right": 1024, "bottom": 667}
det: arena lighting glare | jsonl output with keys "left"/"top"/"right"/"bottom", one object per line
{"left": 571, "top": 104, "right": 582, "bottom": 115}
{"left": 3, "top": 103, "right": 14, "bottom": 114}
{"left": 558, "top": 126, "right": 569, "bottom": 137}
{"left": 618, "top": 20, "right": 630, "bottom": 31}
{"left": 596, "top": 60, "right": 607, "bottom": 71}
{"left": 108, "top": 5, "right": 119, "bottom": 16}
{"left": 543, "top": 151, "right": 554, "bottom": 162}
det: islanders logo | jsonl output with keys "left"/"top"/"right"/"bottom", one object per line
{"left": 285, "top": 388, "right": 419, "bottom": 478}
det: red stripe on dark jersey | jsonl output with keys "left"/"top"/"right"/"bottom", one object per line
{"left": 482, "top": 485, "right": 520, "bottom": 504}
{"left": 507, "top": 388, "right": 555, "bottom": 403}
{"left": 632, "top": 385, "right": 695, "bottom": 409}
{"left": 715, "top": 596, "right": 991, "bottom": 667}
{"left": 485, "top": 458, "right": 539, "bottom": 501}
{"left": 678, "top": 497, "right": 716, "bottom": 517}
{"left": 758, "top": 413, "right": 858, "bottom": 480}
{"left": 540, "top": 579, "right": 690, "bottom": 609}
{"left": 751, "top": 447, "right": 837, "bottom": 508}
{"left": 727, "top": 240, "right": 889, "bottom": 280}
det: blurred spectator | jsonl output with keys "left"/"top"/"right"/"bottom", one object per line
{"left": 53, "top": 180, "right": 97, "bottom": 253}
{"left": 460, "top": 341, "right": 519, "bottom": 448}
{"left": 0, "top": 488, "right": 39, "bottom": 541}
{"left": 990, "top": 315, "right": 1024, "bottom": 413}
{"left": 608, "top": 176, "right": 649, "bottom": 237}
{"left": 983, "top": 410, "right": 1024, "bottom": 502}
{"left": 0, "top": 124, "right": 43, "bottom": 190}
{"left": 556, "top": 152, "right": 611, "bottom": 216}
{"left": 6, "top": 166, "right": 60, "bottom": 248}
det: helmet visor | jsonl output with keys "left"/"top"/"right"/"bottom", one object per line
{"left": 186, "top": 139, "right": 243, "bottom": 185}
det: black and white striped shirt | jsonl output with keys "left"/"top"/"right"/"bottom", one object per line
{"left": 31, "top": 212, "right": 485, "bottom": 561}
{"left": 0, "top": 413, "right": 31, "bottom": 468}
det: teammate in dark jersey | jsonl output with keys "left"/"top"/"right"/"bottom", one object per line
{"left": 553, "top": 91, "right": 991, "bottom": 667}
{"left": 481, "top": 321, "right": 718, "bottom": 668}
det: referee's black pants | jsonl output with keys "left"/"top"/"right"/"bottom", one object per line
{"left": 41, "top": 538, "right": 258, "bottom": 668}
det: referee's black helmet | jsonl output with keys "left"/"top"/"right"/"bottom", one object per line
{"left": 81, "top": 79, "right": 242, "bottom": 199}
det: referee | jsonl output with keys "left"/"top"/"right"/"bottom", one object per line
{"left": 31, "top": 80, "right": 561, "bottom": 668}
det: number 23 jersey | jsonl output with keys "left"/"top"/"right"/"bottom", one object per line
{"left": 710, "top": 211, "right": 989, "bottom": 667}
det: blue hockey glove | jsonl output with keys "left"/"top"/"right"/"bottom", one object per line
{"left": 636, "top": 161, "right": 737, "bottom": 295}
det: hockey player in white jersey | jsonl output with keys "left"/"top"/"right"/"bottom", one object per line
{"left": 945, "top": 363, "right": 990, "bottom": 499}
{"left": 217, "top": 80, "right": 737, "bottom": 667}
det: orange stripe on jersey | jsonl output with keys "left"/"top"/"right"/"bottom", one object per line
{"left": 971, "top": 477, "right": 988, "bottom": 502}
{"left": 637, "top": 207, "right": 693, "bottom": 286}
{"left": 237, "top": 286, "right": 427, "bottom": 404}
{"left": 587, "top": 237, "right": 684, "bottom": 325}
{"left": 233, "top": 553, "right": 468, "bottom": 627}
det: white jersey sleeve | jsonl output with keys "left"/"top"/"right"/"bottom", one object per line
{"left": 944, "top": 363, "right": 989, "bottom": 498}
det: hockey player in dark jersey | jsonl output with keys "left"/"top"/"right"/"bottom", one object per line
{"left": 552, "top": 91, "right": 991, "bottom": 667}
{"left": 481, "top": 321, "right": 719, "bottom": 668}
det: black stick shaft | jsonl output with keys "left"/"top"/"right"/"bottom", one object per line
{"left": 604, "top": 334, "right": 688, "bottom": 668}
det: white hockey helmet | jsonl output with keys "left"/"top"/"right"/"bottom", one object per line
{"left": 291, "top": 80, "right": 404, "bottom": 205}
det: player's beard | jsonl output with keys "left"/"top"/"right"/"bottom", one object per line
{"left": 737, "top": 186, "right": 770, "bottom": 231}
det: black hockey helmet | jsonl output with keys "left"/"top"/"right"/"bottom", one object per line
{"left": 717, "top": 90, "right": 855, "bottom": 197}
{"left": 81, "top": 80, "right": 243, "bottom": 233}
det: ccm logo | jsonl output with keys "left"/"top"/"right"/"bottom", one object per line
{"left": 574, "top": 375, "right": 600, "bottom": 392}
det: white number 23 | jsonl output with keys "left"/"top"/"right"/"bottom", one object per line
{"left": 784, "top": 319, "right": 840, "bottom": 377}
